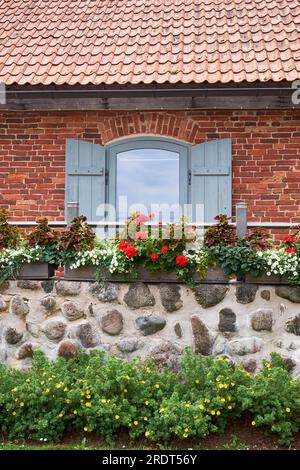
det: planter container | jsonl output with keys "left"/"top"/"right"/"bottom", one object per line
{"left": 195, "top": 266, "right": 229, "bottom": 284}
{"left": 64, "top": 265, "right": 229, "bottom": 284}
{"left": 17, "top": 262, "right": 56, "bottom": 280}
{"left": 64, "top": 265, "right": 96, "bottom": 282}
{"left": 244, "top": 273, "right": 289, "bottom": 285}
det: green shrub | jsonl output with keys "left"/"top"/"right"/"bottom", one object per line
{"left": 0, "top": 350, "right": 299, "bottom": 444}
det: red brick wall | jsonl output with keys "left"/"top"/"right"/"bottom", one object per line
{"left": 0, "top": 109, "right": 300, "bottom": 228}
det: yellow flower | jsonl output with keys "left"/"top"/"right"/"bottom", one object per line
{"left": 185, "top": 403, "right": 190, "bottom": 408}
{"left": 144, "top": 416, "right": 148, "bottom": 421}
{"left": 86, "top": 395, "right": 91, "bottom": 399}
{"left": 146, "top": 367, "right": 151, "bottom": 374}
{"left": 84, "top": 427, "right": 88, "bottom": 432}
{"left": 134, "top": 420, "right": 138, "bottom": 426}
{"left": 124, "top": 389, "right": 128, "bottom": 393}
{"left": 251, "top": 421, "right": 256, "bottom": 426}
{"left": 221, "top": 398, "right": 225, "bottom": 403}
{"left": 223, "top": 384, "right": 228, "bottom": 389}
{"left": 64, "top": 399, "right": 70, "bottom": 404}
{"left": 73, "top": 410, "right": 78, "bottom": 414}
{"left": 12, "top": 411, "right": 16, "bottom": 416}
{"left": 140, "top": 380, "right": 146, "bottom": 384}
{"left": 204, "top": 398, "right": 210, "bottom": 404}
{"left": 63, "top": 387, "right": 68, "bottom": 392}
{"left": 216, "top": 411, "right": 221, "bottom": 416}
{"left": 154, "top": 384, "right": 160, "bottom": 389}
{"left": 20, "top": 402, "right": 24, "bottom": 407}
{"left": 286, "top": 407, "right": 291, "bottom": 413}
{"left": 115, "top": 415, "right": 120, "bottom": 420}
{"left": 40, "top": 381, "right": 45, "bottom": 385}
{"left": 228, "top": 405, "right": 232, "bottom": 410}
{"left": 227, "top": 395, "right": 231, "bottom": 401}
{"left": 225, "top": 358, "right": 230, "bottom": 362}
{"left": 45, "top": 388, "right": 50, "bottom": 394}
{"left": 198, "top": 404, "right": 204, "bottom": 410}
{"left": 145, "top": 431, "right": 150, "bottom": 437}
{"left": 195, "top": 379, "right": 200, "bottom": 384}
{"left": 211, "top": 410, "right": 216, "bottom": 415}
{"left": 183, "top": 433, "right": 188, "bottom": 438}
{"left": 184, "top": 427, "right": 189, "bottom": 433}
{"left": 231, "top": 382, "right": 235, "bottom": 387}
{"left": 85, "top": 402, "right": 91, "bottom": 408}
{"left": 11, "top": 387, "right": 17, "bottom": 392}
{"left": 145, "top": 400, "right": 150, "bottom": 405}
{"left": 81, "top": 392, "right": 85, "bottom": 397}
{"left": 25, "top": 379, "right": 30, "bottom": 383}
{"left": 159, "top": 408, "right": 165, "bottom": 413}
{"left": 218, "top": 384, "right": 224, "bottom": 389}
{"left": 55, "top": 383, "right": 62, "bottom": 389}
{"left": 101, "top": 399, "right": 107, "bottom": 404}
{"left": 59, "top": 412, "right": 64, "bottom": 418}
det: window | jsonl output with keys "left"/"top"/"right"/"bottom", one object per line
{"left": 108, "top": 138, "right": 188, "bottom": 222}
{"left": 66, "top": 137, "right": 232, "bottom": 224}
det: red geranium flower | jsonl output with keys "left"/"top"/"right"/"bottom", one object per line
{"left": 150, "top": 253, "right": 159, "bottom": 260}
{"left": 286, "top": 247, "right": 297, "bottom": 254}
{"left": 118, "top": 241, "right": 128, "bottom": 251}
{"left": 125, "top": 246, "right": 138, "bottom": 258}
{"left": 175, "top": 255, "right": 188, "bottom": 267}
{"left": 283, "top": 235, "right": 296, "bottom": 243}
{"left": 161, "top": 245, "right": 168, "bottom": 254}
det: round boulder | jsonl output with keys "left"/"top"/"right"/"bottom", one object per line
{"left": 10, "top": 295, "right": 30, "bottom": 317}
{"left": 159, "top": 284, "right": 182, "bottom": 312}
{"left": 124, "top": 283, "right": 155, "bottom": 309}
{"left": 5, "top": 327, "right": 23, "bottom": 345}
{"left": 76, "top": 322, "right": 98, "bottom": 348}
{"left": 43, "top": 319, "right": 67, "bottom": 341}
{"left": 41, "top": 295, "right": 57, "bottom": 312}
{"left": 55, "top": 281, "right": 81, "bottom": 296}
{"left": 101, "top": 309, "right": 124, "bottom": 335}
{"left": 16, "top": 342, "right": 34, "bottom": 360}
{"left": 149, "top": 341, "right": 182, "bottom": 372}
{"left": 135, "top": 315, "right": 166, "bottom": 336}
{"left": 62, "top": 301, "right": 84, "bottom": 321}
{"left": 58, "top": 340, "right": 79, "bottom": 360}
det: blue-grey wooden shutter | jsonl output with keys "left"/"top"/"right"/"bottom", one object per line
{"left": 66, "top": 139, "right": 106, "bottom": 221}
{"left": 191, "top": 139, "right": 232, "bottom": 223}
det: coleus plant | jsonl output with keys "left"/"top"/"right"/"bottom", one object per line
{"left": 0, "top": 209, "right": 20, "bottom": 250}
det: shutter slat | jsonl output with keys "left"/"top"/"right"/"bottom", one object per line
{"left": 66, "top": 139, "right": 106, "bottom": 222}
{"left": 191, "top": 139, "right": 232, "bottom": 224}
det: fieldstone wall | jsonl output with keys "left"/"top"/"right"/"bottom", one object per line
{"left": 1, "top": 280, "right": 300, "bottom": 376}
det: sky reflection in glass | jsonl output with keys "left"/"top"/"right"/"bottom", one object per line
{"left": 116, "top": 148, "right": 180, "bottom": 221}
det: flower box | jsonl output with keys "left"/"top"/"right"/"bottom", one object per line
{"left": 244, "top": 273, "right": 289, "bottom": 285}
{"left": 195, "top": 266, "right": 230, "bottom": 284}
{"left": 17, "top": 262, "right": 56, "bottom": 280}
{"left": 64, "top": 265, "right": 229, "bottom": 283}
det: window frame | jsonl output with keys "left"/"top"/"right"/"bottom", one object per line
{"left": 106, "top": 137, "right": 190, "bottom": 219}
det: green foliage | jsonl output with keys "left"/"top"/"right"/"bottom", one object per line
{"left": 0, "top": 350, "right": 299, "bottom": 444}
{"left": 0, "top": 209, "right": 20, "bottom": 250}
{"left": 210, "top": 243, "right": 265, "bottom": 278}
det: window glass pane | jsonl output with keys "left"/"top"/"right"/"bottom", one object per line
{"left": 116, "top": 148, "right": 180, "bottom": 221}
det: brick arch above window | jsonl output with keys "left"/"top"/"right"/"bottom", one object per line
{"left": 96, "top": 112, "right": 200, "bottom": 145}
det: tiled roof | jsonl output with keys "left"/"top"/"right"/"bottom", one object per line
{"left": 0, "top": 0, "right": 299, "bottom": 86}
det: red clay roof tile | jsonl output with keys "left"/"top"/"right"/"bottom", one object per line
{"left": 0, "top": 0, "right": 299, "bottom": 86}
